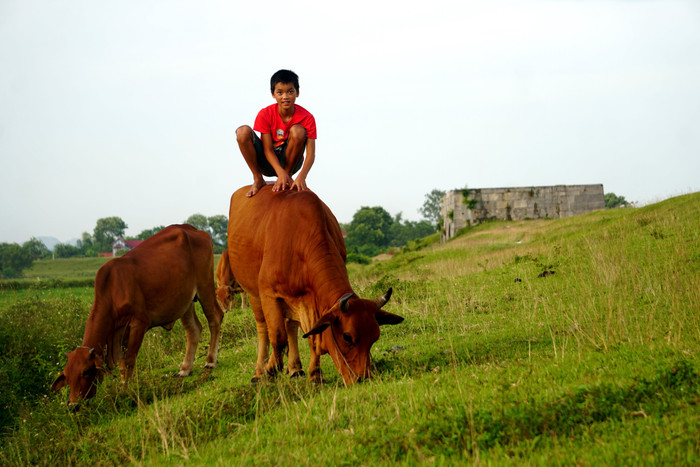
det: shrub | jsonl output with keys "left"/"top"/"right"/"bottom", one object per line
{"left": 604, "top": 192, "right": 630, "bottom": 208}
{"left": 0, "top": 295, "right": 88, "bottom": 430}
{"left": 0, "top": 243, "right": 34, "bottom": 278}
{"left": 347, "top": 252, "right": 371, "bottom": 264}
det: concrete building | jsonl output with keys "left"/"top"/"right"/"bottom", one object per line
{"left": 441, "top": 184, "right": 604, "bottom": 242}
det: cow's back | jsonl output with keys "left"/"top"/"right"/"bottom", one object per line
{"left": 101, "top": 225, "right": 216, "bottom": 327}
{"left": 227, "top": 186, "right": 346, "bottom": 296}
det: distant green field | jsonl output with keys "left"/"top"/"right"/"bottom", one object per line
{"left": 1, "top": 194, "right": 698, "bottom": 465}
{"left": 22, "top": 254, "right": 225, "bottom": 281}
{"left": 21, "top": 256, "right": 111, "bottom": 280}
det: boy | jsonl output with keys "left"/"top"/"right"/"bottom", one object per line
{"left": 236, "top": 69, "right": 317, "bottom": 198}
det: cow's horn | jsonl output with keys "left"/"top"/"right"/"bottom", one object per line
{"left": 88, "top": 348, "right": 95, "bottom": 357}
{"left": 339, "top": 293, "right": 354, "bottom": 313}
{"left": 374, "top": 287, "right": 393, "bottom": 309}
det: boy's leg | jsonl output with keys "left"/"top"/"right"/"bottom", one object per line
{"left": 236, "top": 125, "right": 266, "bottom": 197}
{"left": 282, "top": 124, "right": 307, "bottom": 174}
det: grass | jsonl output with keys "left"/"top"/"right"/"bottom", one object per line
{"left": 0, "top": 193, "right": 698, "bottom": 465}
{"left": 23, "top": 256, "right": 112, "bottom": 280}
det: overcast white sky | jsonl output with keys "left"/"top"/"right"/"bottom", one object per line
{"left": 1, "top": 0, "right": 699, "bottom": 244}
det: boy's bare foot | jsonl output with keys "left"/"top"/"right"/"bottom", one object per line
{"left": 246, "top": 180, "right": 265, "bottom": 198}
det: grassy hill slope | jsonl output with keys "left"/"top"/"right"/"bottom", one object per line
{"left": 1, "top": 193, "right": 698, "bottom": 465}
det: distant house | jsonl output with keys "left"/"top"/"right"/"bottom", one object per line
{"left": 111, "top": 237, "right": 144, "bottom": 256}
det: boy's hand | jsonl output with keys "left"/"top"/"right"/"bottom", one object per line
{"left": 272, "top": 173, "right": 293, "bottom": 192}
{"left": 291, "top": 175, "right": 308, "bottom": 192}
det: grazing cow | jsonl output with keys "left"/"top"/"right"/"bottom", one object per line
{"left": 51, "top": 224, "right": 224, "bottom": 404}
{"left": 226, "top": 185, "right": 404, "bottom": 385}
{"left": 216, "top": 249, "right": 239, "bottom": 310}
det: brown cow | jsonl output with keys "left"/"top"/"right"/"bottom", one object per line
{"left": 226, "top": 185, "right": 404, "bottom": 385}
{"left": 215, "top": 249, "right": 244, "bottom": 311}
{"left": 51, "top": 224, "right": 224, "bottom": 404}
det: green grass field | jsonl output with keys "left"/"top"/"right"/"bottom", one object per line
{"left": 1, "top": 193, "right": 698, "bottom": 465}
{"left": 26, "top": 256, "right": 112, "bottom": 280}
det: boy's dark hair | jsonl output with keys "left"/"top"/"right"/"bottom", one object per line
{"left": 270, "top": 69, "right": 299, "bottom": 93}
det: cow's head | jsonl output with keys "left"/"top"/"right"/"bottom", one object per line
{"left": 51, "top": 347, "right": 107, "bottom": 405}
{"left": 303, "top": 288, "right": 403, "bottom": 385}
{"left": 216, "top": 285, "right": 236, "bottom": 311}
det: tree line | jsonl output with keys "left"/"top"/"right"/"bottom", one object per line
{"left": 1, "top": 188, "right": 632, "bottom": 277}
{"left": 47, "top": 214, "right": 229, "bottom": 260}
{"left": 0, "top": 189, "right": 446, "bottom": 277}
{"left": 342, "top": 207, "right": 435, "bottom": 263}
{"left": 0, "top": 214, "right": 228, "bottom": 278}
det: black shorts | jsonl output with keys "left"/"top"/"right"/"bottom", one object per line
{"left": 252, "top": 133, "right": 304, "bottom": 177}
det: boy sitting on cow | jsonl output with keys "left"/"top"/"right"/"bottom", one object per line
{"left": 236, "top": 69, "right": 317, "bottom": 198}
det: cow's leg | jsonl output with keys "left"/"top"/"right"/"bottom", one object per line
{"left": 307, "top": 343, "right": 323, "bottom": 384}
{"left": 261, "top": 296, "right": 287, "bottom": 377}
{"left": 286, "top": 319, "right": 304, "bottom": 378}
{"left": 197, "top": 290, "right": 224, "bottom": 369}
{"left": 119, "top": 319, "right": 149, "bottom": 384}
{"left": 178, "top": 303, "right": 202, "bottom": 377}
{"left": 249, "top": 295, "right": 270, "bottom": 382}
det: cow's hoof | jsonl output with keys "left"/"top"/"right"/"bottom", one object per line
{"left": 204, "top": 362, "right": 217, "bottom": 369}
{"left": 175, "top": 370, "right": 191, "bottom": 378}
{"left": 250, "top": 376, "right": 262, "bottom": 384}
{"left": 310, "top": 371, "right": 323, "bottom": 385}
{"left": 290, "top": 370, "right": 306, "bottom": 378}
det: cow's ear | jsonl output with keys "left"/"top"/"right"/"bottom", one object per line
{"left": 303, "top": 313, "right": 336, "bottom": 338}
{"left": 376, "top": 310, "right": 404, "bottom": 326}
{"left": 51, "top": 373, "right": 67, "bottom": 392}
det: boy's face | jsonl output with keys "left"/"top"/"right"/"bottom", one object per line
{"left": 272, "top": 82, "right": 298, "bottom": 112}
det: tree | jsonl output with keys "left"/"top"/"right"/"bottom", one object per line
{"left": 344, "top": 206, "right": 439, "bottom": 262}
{"left": 418, "top": 189, "right": 446, "bottom": 228}
{"left": 135, "top": 226, "right": 165, "bottom": 240}
{"left": 208, "top": 215, "right": 228, "bottom": 247}
{"left": 0, "top": 243, "right": 34, "bottom": 278}
{"left": 182, "top": 214, "right": 228, "bottom": 252}
{"left": 94, "top": 217, "right": 128, "bottom": 252}
{"left": 344, "top": 206, "right": 394, "bottom": 257}
{"left": 185, "top": 214, "right": 209, "bottom": 232}
{"left": 390, "top": 219, "right": 435, "bottom": 247}
{"left": 54, "top": 243, "right": 81, "bottom": 258}
{"left": 22, "top": 238, "right": 49, "bottom": 260}
{"left": 76, "top": 232, "right": 96, "bottom": 256}
{"left": 604, "top": 192, "right": 630, "bottom": 209}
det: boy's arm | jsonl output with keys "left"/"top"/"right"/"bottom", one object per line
{"left": 292, "top": 138, "right": 315, "bottom": 192}
{"left": 261, "top": 133, "right": 293, "bottom": 192}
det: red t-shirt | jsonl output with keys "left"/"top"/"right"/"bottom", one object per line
{"left": 253, "top": 104, "right": 317, "bottom": 148}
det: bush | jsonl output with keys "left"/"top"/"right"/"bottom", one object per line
{"left": 0, "top": 295, "right": 88, "bottom": 430}
{"left": 0, "top": 243, "right": 34, "bottom": 278}
{"left": 401, "top": 232, "right": 440, "bottom": 252}
{"left": 604, "top": 192, "right": 630, "bottom": 209}
{"left": 347, "top": 252, "right": 371, "bottom": 264}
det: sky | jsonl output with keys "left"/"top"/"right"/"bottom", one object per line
{"left": 1, "top": 0, "right": 699, "bottom": 245}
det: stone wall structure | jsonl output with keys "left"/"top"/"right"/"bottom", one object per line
{"left": 441, "top": 184, "right": 604, "bottom": 242}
